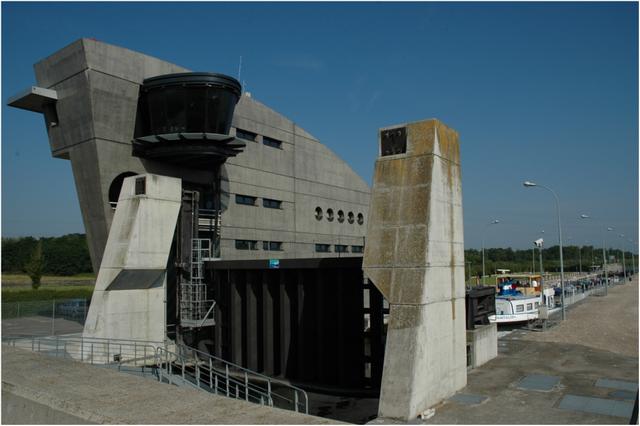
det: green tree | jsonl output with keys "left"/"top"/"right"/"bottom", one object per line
{"left": 24, "top": 240, "right": 45, "bottom": 289}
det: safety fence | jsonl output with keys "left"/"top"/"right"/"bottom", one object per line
{"left": 1, "top": 298, "right": 89, "bottom": 336}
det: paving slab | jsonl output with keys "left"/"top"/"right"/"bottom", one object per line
{"left": 516, "top": 374, "right": 560, "bottom": 391}
{"left": 596, "top": 378, "right": 638, "bottom": 392}
{"left": 558, "top": 394, "right": 634, "bottom": 418}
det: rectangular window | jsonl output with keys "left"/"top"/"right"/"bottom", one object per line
{"left": 535, "top": 302, "right": 540, "bottom": 308}
{"left": 263, "top": 241, "right": 283, "bottom": 251}
{"left": 380, "top": 127, "right": 407, "bottom": 156}
{"left": 262, "top": 198, "right": 282, "bottom": 209}
{"left": 526, "top": 303, "right": 533, "bottom": 311}
{"left": 235, "top": 240, "right": 258, "bottom": 250}
{"left": 315, "top": 244, "right": 331, "bottom": 253}
{"left": 135, "top": 177, "right": 146, "bottom": 195}
{"left": 235, "top": 194, "right": 256, "bottom": 206}
{"left": 516, "top": 304, "right": 524, "bottom": 313}
{"left": 235, "top": 128, "right": 257, "bottom": 142}
{"left": 335, "top": 245, "right": 349, "bottom": 253}
{"left": 263, "top": 136, "right": 282, "bottom": 149}
{"left": 351, "top": 245, "right": 364, "bottom": 253}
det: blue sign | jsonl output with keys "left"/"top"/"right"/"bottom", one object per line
{"left": 269, "top": 259, "right": 280, "bottom": 269}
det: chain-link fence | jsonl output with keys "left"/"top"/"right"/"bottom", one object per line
{"left": 2, "top": 298, "right": 89, "bottom": 337}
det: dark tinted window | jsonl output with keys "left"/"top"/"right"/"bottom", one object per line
{"left": 351, "top": 245, "right": 364, "bottom": 253}
{"left": 263, "top": 198, "right": 282, "bottom": 209}
{"left": 263, "top": 136, "right": 282, "bottom": 149}
{"left": 236, "top": 194, "right": 256, "bottom": 206}
{"left": 263, "top": 241, "right": 283, "bottom": 251}
{"left": 315, "top": 244, "right": 331, "bottom": 253}
{"left": 236, "top": 128, "right": 257, "bottom": 142}
{"left": 235, "top": 240, "right": 258, "bottom": 250}
{"left": 335, "top": 245, "right": 348, "bottom": 253}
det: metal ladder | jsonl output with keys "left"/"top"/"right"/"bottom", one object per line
{"left": 179, "top": 238, "right": 216, "bottom": 328}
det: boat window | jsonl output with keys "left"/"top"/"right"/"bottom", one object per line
{"left": 535, "top": 302, "right": 540, "bottom": 308}
{"left": 527, "top": 303, "right": 533, "bottom": 310}
{"left": 516, "top": 304, "right": 524, "bottom": 313}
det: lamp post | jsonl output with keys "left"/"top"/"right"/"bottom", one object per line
{"left": 580, "top": 214, "right": 611, "bottom": 296}
{"left": 481, "top": 219, "right": 500, "bottom": 285}
{"left": 523, "top": 181, "right": 566, "bottom": 320}
{"left": 619, "top": 234, "right": 627, "bottom": 282}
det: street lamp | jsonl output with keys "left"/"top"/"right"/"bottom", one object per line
{"left": 619, "top": 234, "right": 627, "bottom": 282}
{"left": 523, "top": 181, "right": 566, "bottom": 320}
{"left": 580, "top": 214, "right": 612, "bottom": 296}
{"left": 482, "top": 219, "right": 500, "bottom": 285}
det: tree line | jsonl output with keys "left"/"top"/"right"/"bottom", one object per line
{"left": 1, "top": 233, "right": 635, "bottom": 279}
{"left": 2, "top": 234, "right": 92, "bottom": 276}
{"left": 465, "top": 246, "right": 635, "bottom": 278}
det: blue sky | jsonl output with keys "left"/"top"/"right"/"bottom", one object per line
{"left": 2, "top": 2, "right": 638, "bottom": 250}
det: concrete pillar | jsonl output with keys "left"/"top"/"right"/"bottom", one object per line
{"left": 363, "top": 119, "right": 466, "bottom": 420}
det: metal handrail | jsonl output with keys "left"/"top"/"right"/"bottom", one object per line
{"left": 2, "top": 335, "right": 308, "bottom": 414}
{"left": 2, "top": 335, "right": 159, "bottom": 372}
{"left": 161, "top": 344, "right": 308, "bottom": 413}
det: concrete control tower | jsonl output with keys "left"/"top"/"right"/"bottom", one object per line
{"left": 9, "top": 39, "right": 370, "bottom": 347}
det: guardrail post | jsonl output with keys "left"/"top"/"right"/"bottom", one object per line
{"left": 51, "top": 299, "right": 55, "bottom": 336}
{"left": 226, "top": 365, "right": 230, "bottom": 397}
{"left": 209, "top": 358, "right": 214, "bottom": 393}
{"left": 294, "top": 391, "right": 299, "bottom": 412}
{"left": 244, "top": 372, "right": 249, "bottom": 401}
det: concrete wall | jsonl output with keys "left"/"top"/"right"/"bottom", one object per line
{"left": 1, "top": 346, "right": 339, "bottom": 425}
{"left": 25, "top": 38, "right": 369, "bottom": 271}
{"left": 467, "top": 323, "right": 498, "bottom": 369}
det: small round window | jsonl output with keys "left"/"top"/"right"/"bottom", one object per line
{"left": 357, "top": 213, "right": 364, "bottom": 225}
{"left": 315, "top": 207, "right": 323, "bottom": 220}
{"left": 327, "top": 208, "right": 335, "bottom": 222}
{"left": 348, "top": 212, "right": 355, "bottom": 224}
{"left": 337, "top": 210, "right": 345, "bottom": 223}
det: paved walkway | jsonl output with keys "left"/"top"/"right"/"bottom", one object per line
{"left": 369, "top": 277, "right": 638, "bottom": 424}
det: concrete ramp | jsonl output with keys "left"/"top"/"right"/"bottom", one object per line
{"left": 1, "top": 346, "right": 340, "bottom": 425}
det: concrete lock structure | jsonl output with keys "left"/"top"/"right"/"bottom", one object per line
{"left": 363, "top": 119, "right": 467, "bottom": 420}
{"left": 8, "top": 38, "right": 369, "bottom": 349}
{"left": 8, "top": 39, "right": 473, "bottom": 408}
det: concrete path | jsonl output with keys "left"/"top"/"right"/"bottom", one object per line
{"left": 1, "top": 346, "right": 342, "bottom": 424}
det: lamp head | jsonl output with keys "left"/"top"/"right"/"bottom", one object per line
{"left": 607, "top": 227, "right": 614, "bottom": 232}
{"left": 492, "top": 219, "right": 500, "bottom": 224}
{"left": 523, "top": 181, "right": 537, "bottom": 187}
{"left": 580, "top": 214, "right": 590, "bottom": 219}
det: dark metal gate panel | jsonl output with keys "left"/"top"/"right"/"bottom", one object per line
{"left": 205, "top": 257, "right": 385, "bottom": 392}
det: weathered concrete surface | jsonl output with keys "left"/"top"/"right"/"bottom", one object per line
{"left": 363, "top": 119, "right": 466, "bottom": 420}
{"left": 20, "top": 38, "right": 369, "bottom": 271}
{"left": 83, "top": 174, "right": 180, "bottom": 344}
{"left": 467, "top": 323, "right": 498, "bottom": 369}
{"left": 366, "top": 277, "right": 639, "bottom": 424}
{"left": 1, "top": 346, "right": 342, "bottom": 424}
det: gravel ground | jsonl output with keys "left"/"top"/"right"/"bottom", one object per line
{"left": 519, "top": 275, "right": 638, "bottom": 357}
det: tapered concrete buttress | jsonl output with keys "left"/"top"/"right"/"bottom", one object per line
{"left": 82, "top": 174, "right": 181, "bottom": 350}
{"left": 362, "top": 119, "right": 466, "bottom": 420}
